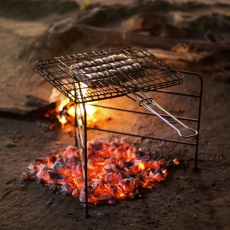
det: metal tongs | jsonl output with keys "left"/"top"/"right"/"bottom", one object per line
{"left": 125, "top": 87, "right": 198, "bottom": 138}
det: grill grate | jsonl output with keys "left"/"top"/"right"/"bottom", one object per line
{"left": 36, "top": 45, "right": 183, "bottom": 103}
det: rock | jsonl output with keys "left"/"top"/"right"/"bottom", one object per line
{"left": 125, "top": 13, "right": 188, "bottom": 38}
{"left": 125, "top": 13, "right": 168, "bottom": 34}
{"left": 0, "top": 0, "right": 80, "bottom": 20}
{"left": 33, "top": 18, "right": 83, "bottom": 57}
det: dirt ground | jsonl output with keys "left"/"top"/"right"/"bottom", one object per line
{"left": 0, "top": 0, "right": 230, "bottom": 229}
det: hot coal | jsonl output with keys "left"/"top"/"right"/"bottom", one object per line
{"left": 22, "top": 139, "right": 179, "bottom": 205}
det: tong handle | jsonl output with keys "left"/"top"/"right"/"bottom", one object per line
{"left": 139, "top": 98, "right": 198, "bottom": 138}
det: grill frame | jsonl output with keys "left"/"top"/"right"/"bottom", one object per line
{"left": 35, "top": 47, "right": 203, "bottom": 217}
{"left": 36, "top": 45, "right": 184, "bottom": 103}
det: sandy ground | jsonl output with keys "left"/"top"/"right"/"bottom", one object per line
{"left": 0, "top": 0, "right": 230, "bottom": 229}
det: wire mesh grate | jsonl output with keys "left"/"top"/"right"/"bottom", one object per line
{"left": 36, "top": 45, "right": 184, "bottom": 103}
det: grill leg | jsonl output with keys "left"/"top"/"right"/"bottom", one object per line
{"left": 74, "top": 103, "right": 89, "bottom": 217}
{"left": 193, "top": 72, "right": 203, "bottom": 171}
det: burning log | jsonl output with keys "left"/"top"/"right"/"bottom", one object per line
{"left": 0, "top": 91, "right": 98, "bottom": 133}
{"left": 22, "top": 139, "right": 180, "bottom": 205}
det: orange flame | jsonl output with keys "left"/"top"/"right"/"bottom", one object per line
{"left": 50, "top": 85, "right": 98, "bottom": 127}
{"left": 56, "top": 98, "right": 97, "bottom": 126}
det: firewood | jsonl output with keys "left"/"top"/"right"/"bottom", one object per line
{"left": 22, "top": 102, "right": 57, "bottom": 120}
{"left": 25, "top": 95, "right": 49, "bottom": 107}
{"left": 0, "top": 108, "right": 27, "bottom": 120}
{"left": 0, "top": 102, "right": 57, "bottom": 121}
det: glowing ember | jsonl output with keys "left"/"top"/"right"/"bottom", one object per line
{"left": 22, "top": 139, "right": 179, "bottom": 205}
{"left": 173, "top": 158, "right": 180, "bottom": 165}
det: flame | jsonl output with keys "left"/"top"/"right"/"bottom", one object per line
{"left": 58, "top": 98, "right": 69, "bottom": 111}
{"left": 58, "top": 115, "right": 67, "bottom": 124}
{"left": 49, "top": 84, "right": 98, "bottom": 128}
{"left": 54, "top": 91, "right": 97, "bottom": 126}
{"left": 66, "top": 105, "right": 75, "bottom": 117}
{"left": 85, "top": 104, "right": 97, "bottom": 118}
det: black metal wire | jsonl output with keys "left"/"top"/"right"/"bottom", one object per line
{"left": 36, "top": 45, "right": 184, "bottom": 103}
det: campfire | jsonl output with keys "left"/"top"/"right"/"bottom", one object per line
{"left": 22, "top": 139, "right": 179, "bottom": 205}
{"left": 22, "top": 45, "right": 202, "bottom": 215}
{"left": 22, "top": 82, "right": 181, "bottom": 205}
{"left": 22, "top": 71, "right": 182, "bottom": 205}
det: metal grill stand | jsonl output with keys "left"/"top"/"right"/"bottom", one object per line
{"left": 36, "top": 46, "right": 203, "bottom": 217}
{"left": 87, "top": 70, "right": 203, "bottom": 169}
{"left": 74, "top": 70, "right": 202, "bottom": 217}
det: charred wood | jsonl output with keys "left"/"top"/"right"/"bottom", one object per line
{"left": 0, "top": 102, "right": 57, "bottom": 121}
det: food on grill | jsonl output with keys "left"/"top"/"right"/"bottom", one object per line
{"left": 102, "top": 53, "right": 127, "bottom": 62}
{"left": 132, "top": 63, "right": 142, "bottom": 70}
{"left": 70, "top": 54, "right": 143, "bottom": 88}
{"left": 101, "top": 64, "right": 111, "bottom": 69}
{"left": 93, "top": 58, "right": 104, "bottom": 65}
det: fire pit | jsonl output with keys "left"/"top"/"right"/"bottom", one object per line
{"left": 34, "top": 45, "right": 202, "bottom": 216}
